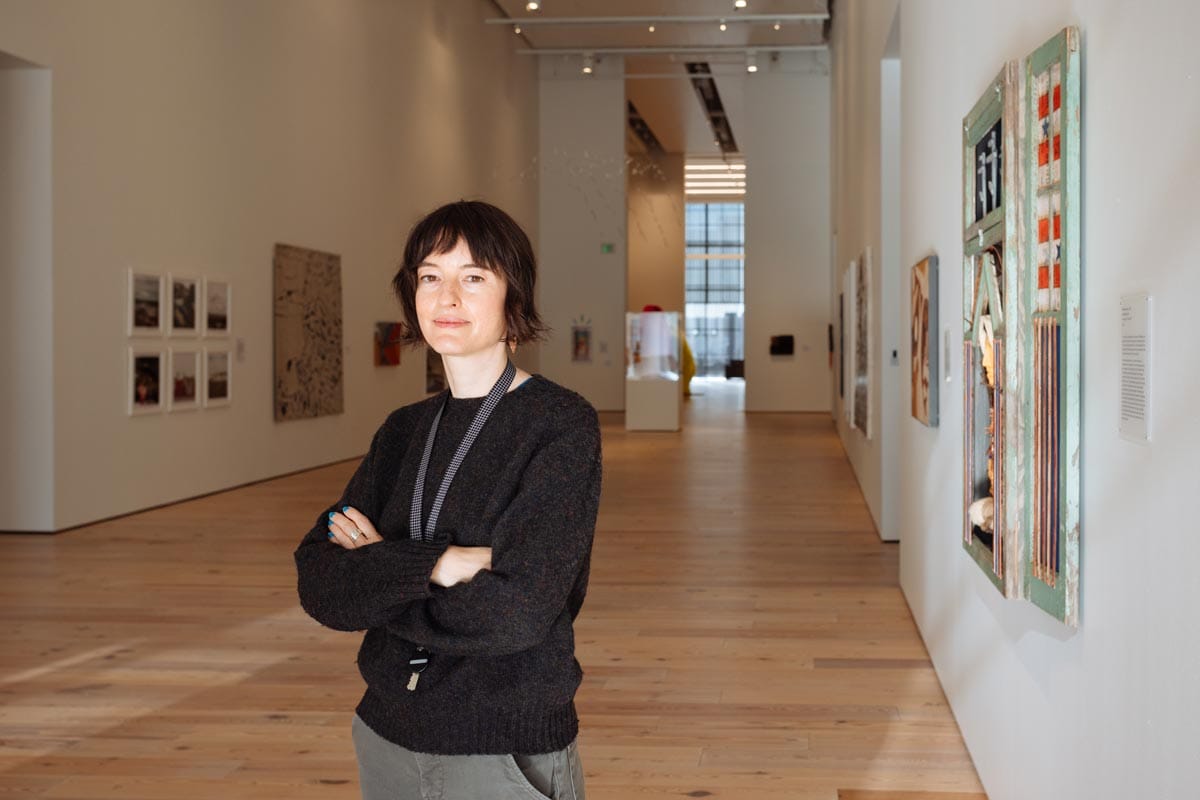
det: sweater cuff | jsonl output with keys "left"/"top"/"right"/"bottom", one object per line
{"left": 381, "top": 538, "right": 448, "bottom": 601}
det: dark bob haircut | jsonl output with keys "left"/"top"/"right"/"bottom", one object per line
{"left": 392, "top": 200, "right": 549, "bottom": 348}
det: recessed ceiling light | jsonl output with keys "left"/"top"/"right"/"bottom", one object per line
{"left": 581, "top": 52, "right": 594, "bottom": 75}
{"left": 648, "top": 24, "right": 656, "bottom": 33}
{"left": 526, "top": 1, "right": 540, "bottom": 11}
{"left": 773, "top": 21, "right": 782, "bottom": 31}
{"left": 513, "top": 24, "right": 522, "bottom": 34}
{"left": 719, "top": 19, "right": 728, "bottom": 32}
{"left": 734, "top": 0, "right": 748, "bottom": 8}
{"left": 746, "top": 51, "right": 758, "bottom": 73}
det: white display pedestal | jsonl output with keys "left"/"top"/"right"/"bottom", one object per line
{"left": 624, "top": 310, "right": 682, "bottom": 431}
{"left": 625, "top": 376, "right": 681, "bottom": 431}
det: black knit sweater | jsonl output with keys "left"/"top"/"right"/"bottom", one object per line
{"left": 294, "top": 374, "right": 602, "bottom": 755}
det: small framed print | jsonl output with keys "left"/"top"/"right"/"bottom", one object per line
{"left": 129, "top": 347, "right": 165, "bottom": 415}
{"left": 167, "top": 348, "right": 200, "bottom": 412}
{"left": 204, "top": 348, "right": 231, "bottom": 408}
{"left": 128, "top": 269, "right": 164, "bottom": 337}
{"left": 203, "top": 277, "right": 231, "bottom": 337}
{"left": 168, "top": 274, "right": 200, "bottom": 337}
{"left": 374, "top": 321, "right": 402, "bottom": 366}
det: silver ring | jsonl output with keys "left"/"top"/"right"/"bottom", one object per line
{"left": 350, "top": 528, "right": 361, "bottom": 541}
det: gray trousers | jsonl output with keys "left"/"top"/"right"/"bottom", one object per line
{"left": 351, "top": 714, "right": 586, "bottom": 800}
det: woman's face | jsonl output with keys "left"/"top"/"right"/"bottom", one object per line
{"left": 416, "top": 238, "right": 508, "bottom": 358}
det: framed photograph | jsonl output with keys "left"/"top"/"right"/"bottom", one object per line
{"left": 128, "top": 269, "right": 164, "bottom": 337}
{"left": 837, "top": 295, "right": 845, "bottom": 398}
{"left": 374, "top": 322, "right": 402, "bottom": 366}
{"left": 129, "top": 347, "right": 164, "bottom": 415}
{"left": 167, "top": 348, "right": 201, "bottom": 412}
{"left": 852, "top": 247, "right": 872, "bottom": 439}
{"left": 841, "top": 265, "right": 855, "bottom": 425}
{"left": 167, "top": 274, "right": 200, "bottom": 336}
{"left": 203, "top": 277, "right": 231, "bottom": 337}
{"left": 910, "top": 255, "right": 939, "bottom": 427}
{"left": 426, "top": 347, "right": 447, "bottom": 394}
{"left": 572, "top": 324, "right": 592, "bottom": 363}
{"left": 204, "top": 348, "right": 232, "bottom": 408}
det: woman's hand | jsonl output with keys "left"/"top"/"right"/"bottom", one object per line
{"left": 430, "top": 546, "right": 493, "bottom": 588}
{"left": 327, "top": 506, "right": 381, "bottom": 549}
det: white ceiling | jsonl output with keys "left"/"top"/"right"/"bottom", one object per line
{"left": 489, "top": 0, "right": 830, "bottom": 155}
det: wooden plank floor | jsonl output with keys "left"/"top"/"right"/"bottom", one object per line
{"left": 0, "top": 378, "right": 985, "bottom": 799}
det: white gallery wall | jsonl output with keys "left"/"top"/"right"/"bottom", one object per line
{"left": 834, "top": 1, "right": 1200, "bottom": 798}
{"left": 538, "top": 55, "right": 627, "bottom": 411}
{"left": 0, "top": 55, "right": 53, "bottom": 531}
{"left": 830, "top": 5, "right": 896, "bottom": 534}
{"left": 0, "top": 0, "right": 540, "bottom": 531}
{"left": 741, "top": 57, "right": 832, "bottom": 413}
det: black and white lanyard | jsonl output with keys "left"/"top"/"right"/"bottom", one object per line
{"left": 409, "top": 360, "right": 516, "bottom": 543}
{"left": 405, "top": 360, "right": 515, "bottom": 692}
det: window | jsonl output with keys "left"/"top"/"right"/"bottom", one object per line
{"left": 685, "top": 202, "right": 744, "bottom": 377}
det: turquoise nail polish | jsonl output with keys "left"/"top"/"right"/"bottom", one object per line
{"left": 342, "top": 506, "right": 350, "bottom": 513}
{"left": 327, "top": 532, "right": 334, "bottom": 539}
{"left": 328, "top": 511, "right": 335, "bottom": 520}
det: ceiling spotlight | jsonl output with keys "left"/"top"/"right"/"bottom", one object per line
{"left": 581, "top": 52, "right": 594, "bottom": 75}
{"left": 648, "top": 23, "right": 656, "bottom": 33}
{"left": 719, "top": 19, "right": 728, "bottom": 32}
{"left": 526, "top": 1, "right": 540, "bottom": 10}
{"left": 734, "top": 0, "right": 748, "bottom": 8}
{"left": 513, "top": 24, "right": 522, "bottom": 34}
{"left": 746, "top": 51, "right": 758, "bottom": 73}
{"left": 773, "top": 21, "right": 782, "bottom": 31}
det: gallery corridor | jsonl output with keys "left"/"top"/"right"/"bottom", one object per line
{"left": 0, "top": 382, "right": 983, "bottom": 799}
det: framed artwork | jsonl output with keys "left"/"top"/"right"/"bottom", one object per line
{"left": 572, "top": 316, "right": 592, "bottom": 363}
{"left": 961, "top": 61, "right": 1018, "bottom": 596}
{"left": 426, "top": 347, "right": 447, "bottom": 394}
{"left": 842, "top": 265, "right": 855, "bottom": 426}
{"left": 375, "top": 322, "right": 402, "bottom": 366}
{"left": 837, "top": 296, "right": 844, "bottom": 399}
{"left": 167, "top": 348, "right": 200, "bottom": 412}
{"left": 204, "top": 349, "right": 231, "bottom": 408}
{"left": 1020, "top": 27, "right": 1081, "bottom": 627}
{"left": 852, "top": 247, "right": 872, "bottom": 438}
{"left": 129, "top": 347, "right": 164, "bottom": 415}
{"left": 203, "top": 277, "right": 231, "bottom": 337}
{"left": 167, "top": 274, "right": 200, "bottom": 336}
{"left": 910, "top": 255, "right": 939, "bottom": 427}
{"left": 958, "top": 27, "right": 1082, "bottom": 627}
{"left": 128, "top": 270, "right": 164, "bottom": 337}
{"left": 273, "top": 243, "right": 343, "bottom": 420}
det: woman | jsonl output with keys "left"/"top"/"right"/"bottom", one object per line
{"left": 295, "top": 201, "right": 601, "bottom": 799}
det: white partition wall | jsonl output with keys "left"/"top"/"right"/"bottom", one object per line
{"left": 0, "top": 54, "right": 53, "bottom": 532}
{"left": 537, "top": 55, "right": 627, "bottom": 411}
{"left": 741, "top": 56, "right": 832, "bottom": 413}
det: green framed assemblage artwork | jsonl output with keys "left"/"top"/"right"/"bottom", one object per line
{"left": 960, "top": 27, "right": 1081, "bottom": 627}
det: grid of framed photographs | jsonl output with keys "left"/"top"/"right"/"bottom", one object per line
{"left": 127, "top": 269, "right": 232, "bottom": 415}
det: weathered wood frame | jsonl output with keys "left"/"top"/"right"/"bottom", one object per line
{"left": 961, "top": 63, "right": 1021, "bottom": 597}
{"left": 1017, "top": 27, "right": 1081, "bottom": 627}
